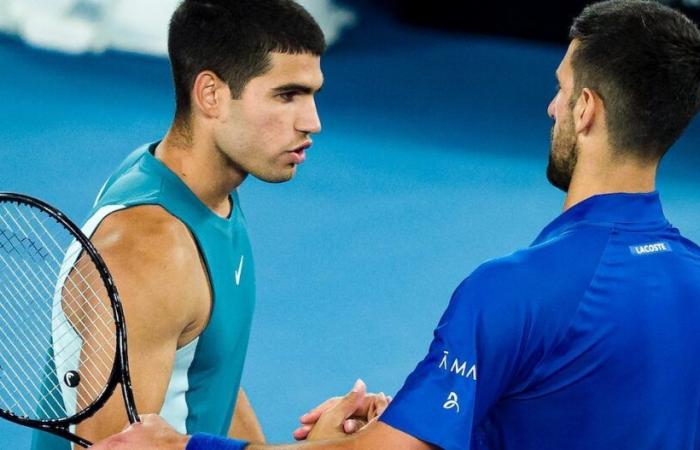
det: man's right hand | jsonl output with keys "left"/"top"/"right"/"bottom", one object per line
{"left": 293, "top": 380, "right": 391, "bottom": 441}
{"left": 91, "top": 414, "right": 189, "bottom": 450}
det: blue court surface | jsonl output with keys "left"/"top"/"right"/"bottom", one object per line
{"left": 1, "top": 4, "right": 699, "bottom": 447}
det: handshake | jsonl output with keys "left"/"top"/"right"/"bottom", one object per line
{"left": 293, "top": 379, "right": 391, "bottom": 441}
{"left": 92, "top": 379, "right": 391, "bottom": 450}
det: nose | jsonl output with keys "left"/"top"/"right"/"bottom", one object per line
{"left": 547, "top": 96, "right": 556, "bottom": 120}
{"left": 297, "top": 98, "right": 322, "bottom": 135}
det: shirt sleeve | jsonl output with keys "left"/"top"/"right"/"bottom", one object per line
{"left": 380, "top": 262, "right": 531, "bottom": 450}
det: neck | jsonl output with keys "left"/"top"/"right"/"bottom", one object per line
{"left": 155, "top": 126, "right": 247, "bottom": 217}
{"left": 563, "top": 157, "right": 658, "bottom": 211}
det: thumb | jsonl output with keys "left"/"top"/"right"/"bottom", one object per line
{"left": 343, "top": 418, "right": 367, "bottom": 434}
{"left": 331, "top": 379, "right": 366, "bottom": 421}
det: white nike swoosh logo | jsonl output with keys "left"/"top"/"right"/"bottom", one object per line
{"left": 235, "top": 255, "right": 244, "bottom": 286}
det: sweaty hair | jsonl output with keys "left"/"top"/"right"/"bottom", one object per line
{"left": 569, "top": 0, "right": 700, "bottom": 161}
{"left": 168, "top": 0, "right": 326, "bottom": 122}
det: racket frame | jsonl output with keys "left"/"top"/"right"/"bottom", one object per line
{"left": 0, "top": 192, "right": 139, "bottom": 447}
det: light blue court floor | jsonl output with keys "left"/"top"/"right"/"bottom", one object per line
{"left": 1, "top": 4, "right": 699, "bottom": 447}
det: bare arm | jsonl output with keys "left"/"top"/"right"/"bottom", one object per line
{"left": 228, "top": 388, "right": 266, "bottom": 443}
{"left": 246, "top": 421, "right": 433, "bottom": 450}
{"left": 74, "top": 206, "right": 209, "bottom": 445}
{"left": 91, "top": 360, "right": 433, "bottom": 450}
{"left": 247, "top": 383, "right": 432, "bottom": 450}
{"left": 91, "top": 412, "right": 433, "bottom": 450}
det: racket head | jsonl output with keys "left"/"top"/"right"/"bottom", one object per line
{"left": 0, "top": 193, "right": 137, "bottom": 445}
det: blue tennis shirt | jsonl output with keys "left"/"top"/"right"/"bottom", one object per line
{"left": 381, "top": 192, "right": 700, "bottom": 450}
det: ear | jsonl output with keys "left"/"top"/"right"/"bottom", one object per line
{"left": 573, "top": 87, "right": 600, "bottom": 135}
{"left": 191, "top": 71, "right": 230, "bottom": 119}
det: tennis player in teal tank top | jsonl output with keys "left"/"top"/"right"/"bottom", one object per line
{"left": 31, "top": 0, "right": 326, "bottom": 448}
{"left": 92, "top": 143, "right": 258, "bottom": 434}
{"left": 32, "top": 143, "right": 257, "bottom": 450}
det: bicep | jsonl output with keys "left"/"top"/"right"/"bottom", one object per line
{"left": 73, "top": 323, "right": 178, "bottom": 444}
{"left": 73, "top": 225, "right": 186, "bottom": 443}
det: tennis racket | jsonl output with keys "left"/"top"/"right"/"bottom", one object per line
{"left": 0, "top": 193, "right": 139, "bottom": 447}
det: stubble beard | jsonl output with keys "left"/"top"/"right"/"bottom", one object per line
{"left": 546, "top": 113, "right": 578, "bottom": 193}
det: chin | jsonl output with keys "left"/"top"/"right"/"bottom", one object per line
{"left": 254, "top": 168, "right": 296, "bottom": 184}
{"left": 546, "top": 157, "right": 572, "bottom": 193}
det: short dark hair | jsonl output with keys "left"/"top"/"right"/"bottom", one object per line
{"left": 570, "top": 0, "right": 700, "bottom": 160}
{"left": 168, "top": 0, "right": 326, "bottom": 122}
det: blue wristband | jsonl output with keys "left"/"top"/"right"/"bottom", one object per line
{"left": 186, "top": 433, "right": 249, "bottom": 450}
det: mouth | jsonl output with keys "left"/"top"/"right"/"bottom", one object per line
{"left": 288, "top": 141, "right": 312, "bottom": 165}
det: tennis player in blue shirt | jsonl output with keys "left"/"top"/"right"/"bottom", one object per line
{"left": 93, "top": 1, "right": 700, "bottom": 449}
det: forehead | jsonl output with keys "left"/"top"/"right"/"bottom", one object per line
{"left": 255, "top": 52, "right": 323, "bottom": 88}
{"left": 556, "top": 40, "right": 579, "bottom": 82}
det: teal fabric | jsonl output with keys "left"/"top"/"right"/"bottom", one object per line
{"left": 31, "top": 143, "right": 256, "bottom": 448}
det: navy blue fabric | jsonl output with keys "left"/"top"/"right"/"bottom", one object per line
{"left": 381, "top": 192, "right": 700, "bottom": 450}
{"left": 186, "top": 433, "right": 248, "bottom": 450}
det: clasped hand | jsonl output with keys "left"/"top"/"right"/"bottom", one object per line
{"left": 292, "top": 379, "right": 392, "bottom": 441}
{"left": 89, "top": 379, "right": 391, "bottom": 449}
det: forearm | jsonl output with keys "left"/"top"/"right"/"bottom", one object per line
{"left": 229, "top": 388, "right": 266, "bottom": 443}
{"left": 247, "top": 438, "right": 356, "bottom": 450}
{"left": 245, "top": 421, "right": 432, "bottom": 450}
{"left": 187, "top": 433, "right": 357, "bottom": 450}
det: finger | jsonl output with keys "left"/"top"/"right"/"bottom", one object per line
{"left": 343, "top": 419, "right": 367, "bottom": 434}
{"left": 138, "top": 413, "right": 156, "bottom": 423}
{"left": 301, "top": 396, "right": 342, "bottom": 423}
{"left": 346, "top": 392, "right": 390, "bottom": 420}
{"left": 357, "top": 415, "right": 381, "bottom": 433}
{"left": 300, "top": 410, "right": 322, "bottom": 425}
{"left": 328, "top": 379, "right": 367, "bottom": 422}
{"left": 367, "top": 393, "right": 390, "bottom": 421}
{"left": 293, "top": 425, "right": 312, "bottom": 441}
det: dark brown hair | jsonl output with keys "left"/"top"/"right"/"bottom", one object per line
{"left": 168, "top": 0, "right": 326, "bottom": 122}
{"left": 570, "top": 0, "right": 700, "bottom": 160}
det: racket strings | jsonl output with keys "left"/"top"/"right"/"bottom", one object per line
{"left": 15, "top": 208, "right": 118, "bottom": 401}
{"left": 8, "top": 205, "right": 108, "bottom": 308}
{"left": 0, "top": 210, "right": 115, "bottom": 363}
{"left": 0, "top": 283, "right": 76, "bottom": 420}
{"left": 0, "top": 262, "right": 68, "bottom": 399}
{"left": 3, "top": 204, "right": 117, "bottom": 346}
{"left": 0, "top": 203, "right": 118, "bottom": 422}
{"left": 0, "top": 232, "right": 117, "bottom": 382}
{"left": 0, "top": 317, "right": 60, "bottom": 419}
{"left": 0, "top": 226, "right": 113, "bottom": 418}
{"left": 0, "top": 252, "right": 74, "bottom": 418}
{"left": 0, "top": 253, "right": 113, "bottom": 383}
{"left": 0, "top": 250, "right": 115, "bottom": 407}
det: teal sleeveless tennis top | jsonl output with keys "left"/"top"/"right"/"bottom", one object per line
{"left": 32, "top": 142, "right": 256, "bottom": 449}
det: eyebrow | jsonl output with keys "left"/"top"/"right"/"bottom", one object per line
{"left": 272, "top": 83, "right": 323, "bottom": 94}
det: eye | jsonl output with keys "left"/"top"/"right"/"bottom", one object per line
{"left": 278, "top": 91, "right": 298, "bottom": 102}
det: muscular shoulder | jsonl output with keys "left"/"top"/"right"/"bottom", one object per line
{"left": 435, "top": 225, "right": 614, "bottom": 378}
{"left": 443, "top": 224, "right": 613, "bottom": 355}
{"left": 90, "top": 205, "right": 208, "bottom": 335}
{"left": 92, "top": 205, "right": 196, "bottom": 261}
{"left": 459, "top": 224, "right": 612, "bottom": 307}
